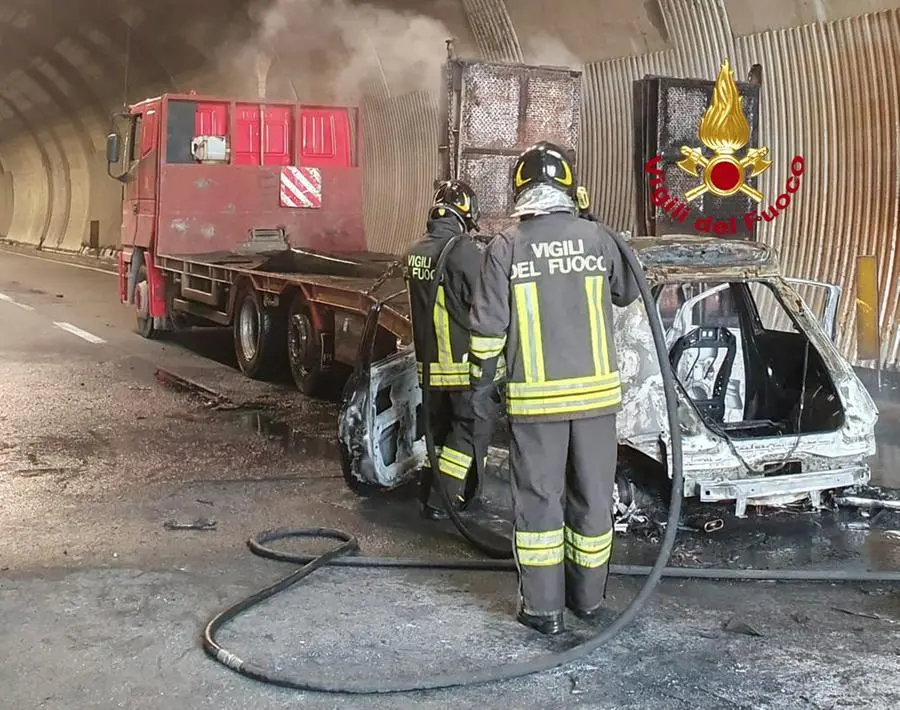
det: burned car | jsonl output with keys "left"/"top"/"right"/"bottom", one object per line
{"left": 338, "top": 235, "right": 878, "bottom": 519}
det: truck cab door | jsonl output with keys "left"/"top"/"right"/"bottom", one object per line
{"left": 121, "top": 106, "right": 160, "bottom": 250}
{"left": 784, "top": 277, "right": 841, "bottom": 343}
{"left": 119, "top": 113, "right": 142, "bottom": 248}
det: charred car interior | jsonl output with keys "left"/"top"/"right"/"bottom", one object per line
{"left": 662, "top": 279, "right": 845, "bottom": 440}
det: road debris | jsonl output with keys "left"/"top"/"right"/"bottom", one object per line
{"left": 831, "top": 607, "right": 896, "bottom": 623}
{"left": 835, "top": 496, "right": 900, "bottom": 511}
{"left": 722, "top": 617, "right": 763, "bottom": 637}
{"left": 163, "top": 518, "right": 217, "bottom": 531}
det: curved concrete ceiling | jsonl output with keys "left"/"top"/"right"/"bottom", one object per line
{"left": 1, "top": 0, "right": 899, "bottom": 365}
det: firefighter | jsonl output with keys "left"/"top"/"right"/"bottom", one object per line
{"left": 467, "top": 142, "right": 640, "bottom": 635}
{"left": 405, "top": 179, "right": 500, "bottom": 521}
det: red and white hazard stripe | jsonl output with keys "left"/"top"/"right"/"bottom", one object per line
{"left": 280, "top": 167, "right": 322, "bottom": 208}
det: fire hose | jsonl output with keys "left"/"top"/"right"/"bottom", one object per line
{"left": 202, "top": 220, "right": 900, "bottom": 695}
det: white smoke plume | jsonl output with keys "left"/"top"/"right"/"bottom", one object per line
{"left": 523, "top": 34, "right": 583, "bottom": 70}
{"left": 221, "top": 0, "right": 451, "bottom": 102}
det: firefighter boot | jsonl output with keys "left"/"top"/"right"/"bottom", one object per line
{"left": 516, "top": 609, "right": 565, "bottom": 635}
{"left": 417, "top": 467, "right": 448, "bottom": 520}
{"left": 566, "top": 599, "right": 617, "bottom": 626}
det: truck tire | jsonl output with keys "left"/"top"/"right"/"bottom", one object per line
{"left": 233, "top": 283, "right": 285, "bottom": 380}
{"left": 286, "top": 292, "right": 328, "bottom": 396}
{"left": 135, "top": 266, "right": 157, "bottom": 339}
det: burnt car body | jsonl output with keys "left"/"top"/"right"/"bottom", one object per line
{"left": 338, "top": 235, "right": 878, "bottom": 517}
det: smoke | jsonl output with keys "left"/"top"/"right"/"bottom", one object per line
{"left": 522, "top": 34, "right": 583, "bottom": 70}
{"left": 219, "top": 0, "right": 452, "bottom": 102}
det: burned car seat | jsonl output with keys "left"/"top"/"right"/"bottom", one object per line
{"left": 668, "top": 326, "right": 737, "bottom": 424}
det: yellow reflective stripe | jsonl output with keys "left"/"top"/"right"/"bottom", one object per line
{"left": 470, "top": 334, "right": 506, "bottom": 359}
{"left": 515, "top": 529, "right": 564, "bottom": 549}
{"left": 440, "top": 447, "right": 472, "bottom": 469}
{"left": 419, "top": 372, "right": 469, "bottom": 387}
{"left": 507, "top": 372, "right": 620, "bottom": 399}
{"left": 438, "top": 456, "right": 469, "bottom": 480}
{"left": 515, "top": 529, "right": 565, "bottom": 567}
{"left": 517, "top": 546, "right": 564, "bottom": 567}
{"left": 565, "top": 546, "right": 612, "bottom": 568}
{"left": 585, "top": 274, "right": 610, "bottom": 375}
{"left": 470, "top": 362, "right": 483, "bottom": 380}
{"left": 565, "top": 527, "right": 613, "bottom": 553}
{"left": 417, "top": 361, "right": 468, "bottom": 375}
{"left": 514, "top": 282, "right": 545, "bottom": 383}
{"left": 433, "top": 285, "right": 454, "bottom": 364}
{"left": 507, "top": 389, "right": 622, "bottom": 417}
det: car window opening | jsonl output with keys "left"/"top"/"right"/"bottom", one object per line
{"left": 660, "top": 279, "right": 846, "bottom": 441}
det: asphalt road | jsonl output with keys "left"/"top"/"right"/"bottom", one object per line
{"left": 1, "top": 246, "right": 899, "bottom": 710}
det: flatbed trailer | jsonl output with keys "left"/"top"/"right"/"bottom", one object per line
{"left": 104, "top": 55, "right": 581, "bottom": 395}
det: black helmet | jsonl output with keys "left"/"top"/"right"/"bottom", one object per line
{"left": 429, "top": 179, "right": 480, "bottom": 232}
{"left": 511, "top": 141, "right": 576, "bottom": 201}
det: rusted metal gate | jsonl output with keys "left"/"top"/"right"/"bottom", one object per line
{"left": 633, "top": 75, "right": 761, "bottom": 239}
{"left": 439, "top": 58, "right": 582, "bottom": 236}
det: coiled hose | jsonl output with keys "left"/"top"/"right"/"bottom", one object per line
{"left": 202, "top": 230, "right": 899, "bottom": 695}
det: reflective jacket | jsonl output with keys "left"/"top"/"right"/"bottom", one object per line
{"left": 404, "top": 216, "right": 485, "bottom": 389}
{"left": 468, "top": 212, "right": 640, "bottom": 422}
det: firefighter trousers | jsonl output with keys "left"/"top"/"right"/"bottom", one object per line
{"left": 419, "top": 388, "right": 496, "bottom": 509}
{"left": 509, "top": 414, "right": 617, "bottom": 616}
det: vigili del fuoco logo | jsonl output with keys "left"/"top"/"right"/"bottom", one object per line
{"left": 644, "top": 58, "right": 804, "bottom": 235}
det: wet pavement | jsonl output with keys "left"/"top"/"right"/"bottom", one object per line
{"left": 2, "top": 246, "right": 900, "bottom": 709}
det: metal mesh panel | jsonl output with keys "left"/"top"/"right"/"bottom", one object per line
{"left": 636, "top": 77, "right": 762, "bottom": 238}
{"left": 448, "top": 60, "right": 582, "bottom": 234}
{"left": 521, "top": 73, "right": 582, "bottom": 148}
{"left": 460, "top": 66, "right": 521, "bottom": 150}
{"left": 460, "top": 153, "right": 517, "bottom": 235}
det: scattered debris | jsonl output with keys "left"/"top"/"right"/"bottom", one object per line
{"left": 154, "top": 368, "right": 226, "bottom": 405}
{"left": 722, "top": 617, "right": 763, "bottom": 637}
{"left": 835, "top": 496, "right": 900, "bottom": 511}
{"left": 568, "top": 674, "right": 584, "bottom": 695}
{"left": 703, "top": 518, "right": 724, "bottom": 533}
{"left": 196, "top": 499, "right": 215, "bottom": 506}
{"left": 791, "top": 612, "right": 810, "bottom": 625}
{"left": 831, "top": 607, "right": 896, "bottom": 623}
{"left": 163, "top": 518, "right": 217, "bottom": 531}
{"left": 698, "top": 630, "right": 721, "bottom": 639}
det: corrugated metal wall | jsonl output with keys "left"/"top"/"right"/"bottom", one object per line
{"left": 579, "top": 0, "right": 900, "bottom": 370}
{"left": 362, "top": 90, "right": 440, "bottom": 255}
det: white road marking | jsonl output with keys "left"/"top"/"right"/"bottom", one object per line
{"left": 0, "top": 247, "right": 117, "bottom": 276}
{"left": 0, "top": 292, "right": 35, "bottom": 311}
{"left": 53, "top": 321, "right": 107, "bottom": 344}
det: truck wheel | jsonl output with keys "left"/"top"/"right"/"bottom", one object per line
{"left": 135, "top": 267, "right": 157, "bottom": 339}
{"left": 233, "top": 283, "right": 285, "bottom": 380}
{"left": 287, "top": 292, "right": 328, "bottom": 396}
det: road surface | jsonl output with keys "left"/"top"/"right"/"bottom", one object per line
{"left": 1, "top": 246, "right": 899, "bottom": 710}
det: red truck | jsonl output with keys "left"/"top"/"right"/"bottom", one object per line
{"left": 104, "top": 56, "right": 582, "bottom": 396}
{"left": 105, "top": 92, "right": 408, "bottom": 394}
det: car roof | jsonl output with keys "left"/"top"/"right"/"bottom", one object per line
{"left": 627, "top": 234, "right": 780, "bottom": 280}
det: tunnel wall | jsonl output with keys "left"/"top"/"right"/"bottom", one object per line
{"left": 578, "top": 2, "right": 900, "bottom": 369}
{"left": 0, "top": 0, "right": 898, "bottom": 368}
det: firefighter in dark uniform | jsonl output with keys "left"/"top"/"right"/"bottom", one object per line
{"left": 467, "top": 142, "right": 640, "bottom": 635}
{"left": 405, "top": 179, "right": 501, "bottom": 520}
